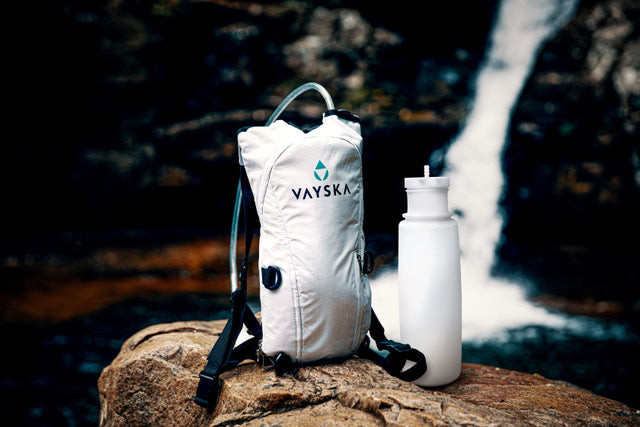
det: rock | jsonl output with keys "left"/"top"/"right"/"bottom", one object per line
{"left": 98, "top": 319, "right": 639, "bottom": 426}
{"left": 4, "top": 0, "right": 494, "bottom": 239}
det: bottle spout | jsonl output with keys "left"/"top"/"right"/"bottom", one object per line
{"left": 405, "top": 165, "right": 448, "bottom": 189}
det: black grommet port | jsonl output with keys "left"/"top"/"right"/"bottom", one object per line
{"left": 261, "top": 266, "right": 282, "bottom": 290}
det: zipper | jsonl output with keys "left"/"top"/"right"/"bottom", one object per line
{"left": 257, "top": 141, "right": 296, "bottom": 215}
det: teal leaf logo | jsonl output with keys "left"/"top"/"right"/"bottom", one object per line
{"left": 314, "top": 160, "right": 329, "bottom": 181}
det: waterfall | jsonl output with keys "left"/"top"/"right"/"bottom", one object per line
{"left": 372, "top": 0, "right": 580, "bottom": 341}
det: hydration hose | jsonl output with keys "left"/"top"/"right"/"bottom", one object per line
{"left": 230, "top": 83, "right": 335, "bottom": 292}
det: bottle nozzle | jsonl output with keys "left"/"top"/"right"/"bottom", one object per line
{"left": 405, "top": 164, "right": 449, "bottom": 189}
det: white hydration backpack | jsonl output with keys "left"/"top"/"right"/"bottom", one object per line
{"left": 195, "top": 83, "right": 426, "bottom": 409}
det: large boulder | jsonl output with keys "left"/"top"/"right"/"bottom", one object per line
{"left": 98, "top": 319, "right": 639, "bottom": 426}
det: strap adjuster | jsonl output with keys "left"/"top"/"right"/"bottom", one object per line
{"left": 238, "top": 260, "right": 248, "bottom": 285}
{"left": 194, "top": 373, "right": 218, "bottom": 408}
{"left": 377, "top": 340, "right": 410, "bottom": 354}
{"left": 229, "top": 288, "right": 243, "bottom": 306}
{"left": 369, "top": 339, "right": 427, "bottom": 383}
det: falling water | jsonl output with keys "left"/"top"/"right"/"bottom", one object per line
{"left": 372, "top": 0, "right": 580, "bottom": 341}
{"left": 442, "top": 0, "right": 580, "bottom": 340}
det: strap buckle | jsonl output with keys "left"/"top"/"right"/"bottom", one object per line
{"left": 378, "top": 340, "right": 427, "bottom": 383}
{"left": 194, "top": 373, "right": 218, "bottom": 408}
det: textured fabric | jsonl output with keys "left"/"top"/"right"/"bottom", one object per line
{"left": 238, "top": 113, "right": 371, "bottom": 362}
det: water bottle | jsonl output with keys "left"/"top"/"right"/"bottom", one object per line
{"left": 398, "top": 165, "right": 461, "bottom": 386}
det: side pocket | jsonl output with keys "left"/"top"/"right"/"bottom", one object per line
{"left": 351, "top": 250, "right": 371, "bottom": 353}
{"left": 359, "top": 273, "right": 372, "bottom": 348}
{"left": 258, "top": 189, "right": 300, "bottom": 359}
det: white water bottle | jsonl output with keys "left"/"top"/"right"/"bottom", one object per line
{"left": 398, "top": 165, "right": 461, "bottom": 386}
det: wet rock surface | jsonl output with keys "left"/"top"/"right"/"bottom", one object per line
{"left": 98, "top": 319, "right": 640, "bottom": 426}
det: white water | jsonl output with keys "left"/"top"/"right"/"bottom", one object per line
{"left": 372, "top": 0, "right": 579, "bottom": 342}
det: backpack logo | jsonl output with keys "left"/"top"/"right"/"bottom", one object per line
{"left": 291, "top": 160, "right": 352, "bottom": 201}
{"left": 313, "top": 160, "right": 329, "bottom": 181}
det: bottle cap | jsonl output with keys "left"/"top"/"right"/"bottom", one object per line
{"left": 403, "top": 165, "right": 451, "bottom": 219}
{"left": 404, "top": 165, "right": 449, "bottom": 189}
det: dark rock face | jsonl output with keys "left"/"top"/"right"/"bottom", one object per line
{"left": 3, "top": 0, "right": 496, "bottom": 241}
{"left": 499, "top": 0, "right": 640, "bottom": 301}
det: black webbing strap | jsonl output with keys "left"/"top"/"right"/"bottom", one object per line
{"left": 194, "top": 167, "right": 262, "bottom": 409}
{"left": 357, "top": 309, "right": 427, "bottom": 383}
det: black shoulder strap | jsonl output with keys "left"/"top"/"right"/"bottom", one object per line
{"left": 194, "top": 166, "right": 261, "bottom": 409}
{"left": 358, "top": 309, "right": 427, "bottom": 383}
